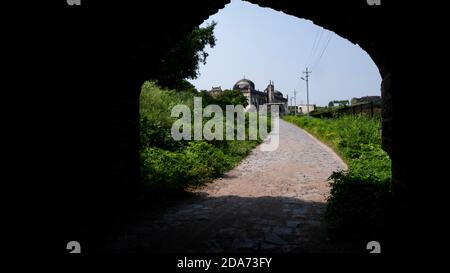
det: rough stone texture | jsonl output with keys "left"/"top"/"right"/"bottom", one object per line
{"left": 108, "top": 120, "right": 355, "bottom": 253}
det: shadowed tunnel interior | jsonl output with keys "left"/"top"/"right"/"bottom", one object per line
{"left": 102, "top": 195, "right": 352, "bottom": 253}
{"left": 36, "top": 0, "right": 427, "bottom": 253}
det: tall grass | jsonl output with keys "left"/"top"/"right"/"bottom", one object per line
{"left": 284, "top": 115, "right": 392, "bottom": 243}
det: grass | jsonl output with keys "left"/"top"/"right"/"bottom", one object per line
{"left": 283, "top": 115, "right": 392, "bottom": 243}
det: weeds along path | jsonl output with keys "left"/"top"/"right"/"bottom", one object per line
{"left": 111, "top": 119, "right": 351, "bottom": 253}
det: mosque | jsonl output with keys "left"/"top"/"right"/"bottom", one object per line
{"left": 209, "top": 78, "right": 289, "bottom": 113}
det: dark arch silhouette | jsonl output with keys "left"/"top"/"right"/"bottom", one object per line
{"left": 36, "top": 0, "right": 423, "bottom": 253}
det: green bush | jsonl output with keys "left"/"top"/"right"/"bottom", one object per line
{"left": 140, "top": 81, "right": 266, "bottom": 194}
{"left": 184, "top": 141, "right": 233, "bottom": 182}
{"left": 140, "top": 116, "right": 186, "bottom": 151}
{"left": 140, "top": 81, "right": 194, "bottom": 151}
{"left": 348, "top": 144, "right": 392, "bottom": 183}
{"left": 283, "top": 115, "right": 392, "bottom": 243}
{"left": 140, "top": 147, "right": 190, "bottom": 191}
{"left": 325, "top": 171, "right": 392, "bottom": 242}
{"left": 141, "top": 141, "right": 245, "bottom": 191}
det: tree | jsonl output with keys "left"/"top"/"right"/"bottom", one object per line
{"left": 175, "top": 79, "right": 198, "bottom": 95}
{"left": 215, "top": 90, "right": 248, "bottom": 109}
{"left": 340, "top": 100, "right": 350, "bottom": 107}
{"left": 199, "top": 89, "right": 248, "bottom": 110}
{"left": 153, "top": 22, "right": 217, "bottom": 90}
{"left": 198, "top": 90, "right": 216, "bottom": 106}
{"left": 329, "top": 100, "right": 349, "bottom": 107}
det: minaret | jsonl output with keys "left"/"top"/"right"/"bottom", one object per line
{"left": 248, "top": 86, "right": 252, "bottom": 107}
{"left": 268, "top": 80, "right": 274, "bottom": 103}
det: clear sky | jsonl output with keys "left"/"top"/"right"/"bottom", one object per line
{"left": 188, "top": 0, "right": 382, "bottom": 107}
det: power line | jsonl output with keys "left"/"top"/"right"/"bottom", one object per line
{"left": 311, "top": 32, "right": 333, "bottom": 70}
{"left": 306, "top": 28, "right": 322, "bottom": 67}
{"left": 308, "top": 28, "right": 325, "bottom": 68}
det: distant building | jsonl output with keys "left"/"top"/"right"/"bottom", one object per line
{"left": 296, "top": 104, "right": 316, "bottom": 114}
{"left": 232, "top": 78, "right": 288, "bottom": 113}
{"left": 209, "top": 78, "right": 289, "bottom": 113}
{"left": 210, "top": 86, "right": 222, "bottom": 96}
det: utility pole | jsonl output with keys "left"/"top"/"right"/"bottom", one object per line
{"left": 301, "top": 67, "right": 312, "bottom": 117}
{"left": 293, "top": 89, "right": 297, "bottom": 116}
{"left": 290, "top": 97, "right": 294, "bottom": 115}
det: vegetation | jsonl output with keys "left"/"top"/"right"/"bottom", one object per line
{"left": 199, "top": 89, "right": 248, "bottom": 109}
{"left": 140, "top": 81, "right": 267, "bottom": 195}
{"left": 283, "top": 115, "right": 392, "bottom": 243}
{"left": 310, "top": 100, "right": 382, "bottom": 118}
{"left": 328, "top": 100, "right": 350, "bottom": 108}
{"left": 152, "top": 22, "right": 217, "bottom": 90}
{"left": 351, "top": 96, "right": 381, "bottom": 105}
{"left": 139, "top": 22, "right": 268, "bottom": 197}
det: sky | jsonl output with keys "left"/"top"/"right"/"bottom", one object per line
{"left": 188, "top": 0, "right": 382, "bottom": 107}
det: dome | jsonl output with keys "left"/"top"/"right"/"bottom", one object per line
{"left": 275, "top": 91, "right": 283, "bottom": 96}
{"left": 233, "top": 79, "right": 255, "bottom": 91}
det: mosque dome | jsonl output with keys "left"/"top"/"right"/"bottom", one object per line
{"left": 233, "top": 78, "right": 255, "bottom": 91}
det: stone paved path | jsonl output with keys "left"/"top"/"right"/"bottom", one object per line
{"left": 111, "top": 119, "right": 349, "bottom": 253}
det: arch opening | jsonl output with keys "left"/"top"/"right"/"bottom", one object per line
{"left": 54, "top": 0, "right": 413, "bottom": 254}
{"left": 133, "top": 0, "right": 394, "bottom": 252}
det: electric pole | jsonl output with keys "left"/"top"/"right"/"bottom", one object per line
{"left": 301, "top": 67, "right": 311, "bottom": 117}
{"left": 290, "top": 97, "right": 294, "bottom": 115}
{"left": 294, "top": 89, "right": 297, "bottom": 116}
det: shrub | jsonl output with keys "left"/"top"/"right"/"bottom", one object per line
{"left": 283, "top": 115, "right": 392, "bottom": 243}
{"left": 183, "top": 141, "right": 233, "bottom": 182}
{"left": 348, "top": 144, "right": 391, "bottom": 183}
{"left": 140, "top": 81, "right": 194, "bottom": 151}
{"left": 140, "top": 116, "right": 186, "bottom": 151}
{"left": 140, "top": 141, "right": 242, "bottom": 192}
{"left": 325, "top": 171, "right": 392, "bottom": 242}
{"left": 140, "top": 147, "right": 190, "bottom": 191}
{"left": 139, "top": 81, "right": 266, "bottom": 194}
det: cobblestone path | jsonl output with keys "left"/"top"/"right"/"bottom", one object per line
{"left": 112, "top": 119, "right": 349, "bottom": 253}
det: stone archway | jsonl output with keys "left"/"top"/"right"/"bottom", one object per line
{"left": 50, "top": 0, "right": 420, "bottom": 252}
{"left": 111, "top": 0, "right": 402, "bottom": 202}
